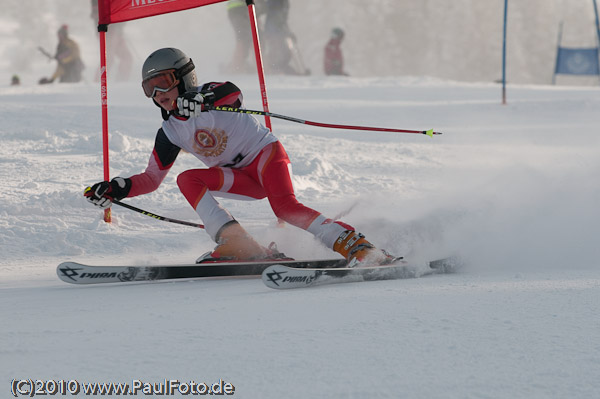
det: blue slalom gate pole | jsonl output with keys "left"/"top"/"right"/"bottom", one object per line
{"left": 502, "top": 0, "right": 508, "bottom": 104}
{"left": 593, "top": 0, "right": 600, "bottom": 47}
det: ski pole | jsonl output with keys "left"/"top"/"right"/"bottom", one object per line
{"left": 112, "top": 200, "right": 205, "bottom": 229}
{"left": 207, "top": 105, "right": 442, "bottom": 136}
{"left": 37, "top": 46, "right": 54, "bottom": 61}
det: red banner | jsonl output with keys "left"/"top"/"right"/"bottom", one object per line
{"left": 98, "top": 0, "right": 227, "bottom": 25}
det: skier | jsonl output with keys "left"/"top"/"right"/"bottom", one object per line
{"left": 84, "top": 48, "right": 393, "bottom": 265}
{"left": 39, "top": 25, "right": 84, "bottom": 84}
{"left": 324, "top": 27, "right": 348, "bottom": 76}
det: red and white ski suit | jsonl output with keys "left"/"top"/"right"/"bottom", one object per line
{"left": 124, "top": 82, "right": 350, "bottom": 248}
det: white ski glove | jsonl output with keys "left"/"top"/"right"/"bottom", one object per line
{"left": 176, "top": 91, "right": 215, "bottom": 117}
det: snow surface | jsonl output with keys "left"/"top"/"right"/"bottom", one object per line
{"left": 2, "top": 70, "right": 600, "bottom": 398}
{"left": 0, "top": 72, "right": 600, "bottom": 398}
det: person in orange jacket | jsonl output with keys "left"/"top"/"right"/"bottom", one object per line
{"left": 39, "top": 25, "right": 84, "bottom": 84}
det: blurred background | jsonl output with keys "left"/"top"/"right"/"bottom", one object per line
{"left": 1, "top": 0, "right": 599, "bottom": 87}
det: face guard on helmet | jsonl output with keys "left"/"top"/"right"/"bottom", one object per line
{"left": 141, "top": 48, "right": 197, "bottom": 98}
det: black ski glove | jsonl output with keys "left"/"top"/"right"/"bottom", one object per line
{"left": 176, "top": 91, "right": 216, "bottom": 117}
{"left": 84, "top": 177, "right": 132, "bottom": 209}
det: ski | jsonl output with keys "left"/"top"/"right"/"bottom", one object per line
{"left": 56, "top": 258, "right": 347, "bottom": 285}
{"left": 261, "top": 257, "right": 461, "bottom": 289}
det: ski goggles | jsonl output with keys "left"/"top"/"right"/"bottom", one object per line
{"left": 142, "top": 59, "right": 195, "bottom": 98}
{"left": 142, "top": 69, "right": 179, "bottom": 98}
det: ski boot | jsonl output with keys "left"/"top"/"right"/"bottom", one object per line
{"left": 196, "top": 221, "right": 293, "bottom": 263}
{"left": 333, "top": 230, "right": 397, "bottom": 267}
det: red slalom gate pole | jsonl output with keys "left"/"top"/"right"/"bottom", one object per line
{"left": 99, "top": 26, "right": 111, "bottom": 222}
{"left": 246, "top": 0, "right": 272, "bottom": 130}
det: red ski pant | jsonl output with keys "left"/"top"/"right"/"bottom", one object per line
{"left": 177, "top": 141, "right": 325, "bottom": 232}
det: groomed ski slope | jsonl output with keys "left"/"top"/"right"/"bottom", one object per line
{"left": 1, "top": 76, "right": 599, "bottom": 398}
